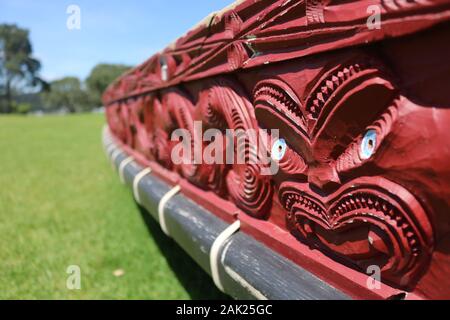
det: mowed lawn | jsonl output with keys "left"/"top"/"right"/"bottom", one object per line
{"left": 0, "top": 114, "right": 227, "bottom": 299}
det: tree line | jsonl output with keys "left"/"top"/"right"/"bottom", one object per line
{"left": 0, "top": 24, "right": 131, "bottom": 114}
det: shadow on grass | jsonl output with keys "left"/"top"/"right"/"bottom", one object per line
{"left": 136, "top": 204, "right": 231, "bottom": 300}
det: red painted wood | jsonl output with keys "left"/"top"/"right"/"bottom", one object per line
{"left": 104, "top": 0, "right": 450, "bottom": 299}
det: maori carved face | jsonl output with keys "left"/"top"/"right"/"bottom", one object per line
{"left": 253, "top": 53, "right": 447, "bottom": 288}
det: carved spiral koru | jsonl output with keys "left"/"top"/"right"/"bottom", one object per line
{"left": 106, "top": 102, "right": 130, "bottom": 146}
{"left": 200, "top": 78, "right": 273, "bottom": 218}
{"left": 118, "top": 101, "right": 134, "bottom": 146}
{"left": 162, "top": 88, "right": 216, "bottom": 188}
{"left": 162, "top": 89, "right": 198, "bottom": 178}
{"left": 149, "top": 96, "right": 173, "bottom": 169}
{"left": 105, "top": 102, "right": 122, "bottom": 140}
{"left": 126, "top": 96, "right": 153, "bottom": 158}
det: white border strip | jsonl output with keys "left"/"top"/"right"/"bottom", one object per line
{"left": 133, "top": 168, "right": 152, "bottom": 205}
{"left": 210, "top": 220, "right": 240, "bottom": 292}
{"left": 118, "top": 156, "right": 134, "bottom": 184}
{"left": 102, "top": 125, "right": 110, "bottom": 143}
{"left": 110, "top": 149, "right": 122, "bottom": 169}
{"left": 224, "top": 265, "right": 268, "bottom": 300}
{"left": 221, "top": 241, "right": 268, "bottom": 300}
{"left": 105, "top": 143, "right": 116, "bottom": 156}
{"left": 158, "top": 185, "right": 181, "bottom": 236}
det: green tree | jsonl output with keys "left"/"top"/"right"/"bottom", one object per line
{"left": 12, "top": 102, "right": 32, "bottom": 114}
{"left": 42, "top": 77, "right": 90, "bottom": 113}
{"left": 0, "top": 24, "right": 45, "bottom": 113}
{"left": 86, "top": 64, "right": 131, "bottom": 107}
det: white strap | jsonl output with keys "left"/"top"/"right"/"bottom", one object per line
{"left": 110, "top": 149, "right": 122, "bottom": 169}
{"left": 105, "top": 143, "right": 115, "bottom": 155}
{"left": 102, "top": 126, "right": 111, "bottom": 145}
{"left": 118, "top": 156, "right": 134, "bottom": 184}
{"left": 158, "top": 185, "right": 181, "bottom": 237}
{"left": 103, "top": 135, "right": 112, "bottom": 147}
{"left": 133, "top": 168, "right": 152, "bottom": 205}
{"left": 210, "top": 220, "right": 241, "bottom": 292}
{"left": 102, "top": 125, "right": 110, "bottom": 139}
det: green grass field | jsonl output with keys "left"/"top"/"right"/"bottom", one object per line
{"left": 0, "top": 114, "right": 227, "bottom": 299}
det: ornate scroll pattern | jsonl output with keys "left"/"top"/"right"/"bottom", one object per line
{"left": 106, "top": 42, "right": 450, "bottom": 296}
{"left": 106, "top": 52, "right": 437, "bottom": 289}
{"left": 382, "top": 0, "right": 430, "bottom": 11}
{"left": 108, "top": 58, "right": 435, "bottom": 289}
{"left": 115, "top": 102, "right": 133, "bottom": 147}
{"left": 125, "top": 96, "right": 153, "bottom": 158}
{"left": 161, "top": 88, "right": 201, "bottom": 183}
{"left": 103, "top": 1, "right": 450, "bottom": 106}
{"left": 198, "top": 78, "right": 273, "bottom": 218}
{"left": 113, "top": 78, "right": 273, "bottom": 219}
{"left": 102, "top": 0, "right": 450, "bottom": 298}
{"left": 306, "top": 0, "right": 330, "bottom": 25}
{"left": 148, "top": 96, "right": 173, "bottom": 169}
{"left": 305, "top": 63, "right": 365, "bottom": 120}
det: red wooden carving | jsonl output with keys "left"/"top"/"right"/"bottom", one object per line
{"left": 104, "top": 0, "right": 450, "bottom": 299}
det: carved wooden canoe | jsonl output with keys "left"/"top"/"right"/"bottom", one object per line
{"left": 102, "top": 0, "right": 450, "bottom": 299}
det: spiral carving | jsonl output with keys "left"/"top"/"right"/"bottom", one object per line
{"left": 200, "top": 78, "right": 273, "bottom": 218}
{"left": 125, "top": 97, "right": 153, "bottom": 158}
{"left": 150, "top": 97, "right": 173, "bottom": 169}
{"left": 162, "top": 89, "right": 198, "bottom": 177}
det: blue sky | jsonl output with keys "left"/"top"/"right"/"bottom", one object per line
{"left": 1, "top": 0, "right": 232, "bottom": 81}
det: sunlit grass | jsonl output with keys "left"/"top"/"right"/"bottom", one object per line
{"left": 0, "top": 114, "right": 226, "bottom": 299}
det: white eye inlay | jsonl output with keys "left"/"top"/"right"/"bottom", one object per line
{"left": 271, "top": 138, "right": 287, "bottom": 161}
{"left": 160, "top": 56, "right": 168, "bottom": 81}
{"left": 360, "top": 129, "right": 377, "bottom": 160}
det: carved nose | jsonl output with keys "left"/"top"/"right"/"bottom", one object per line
{"left": 308, "top": 164, "right": 341, "bottom": 192}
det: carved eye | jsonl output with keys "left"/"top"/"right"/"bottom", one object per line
{"left": 271, "top": 138, "right": 287, "bottom": 161}
{"left": 360, "top": 129, "right": 377, "bottom": 160}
